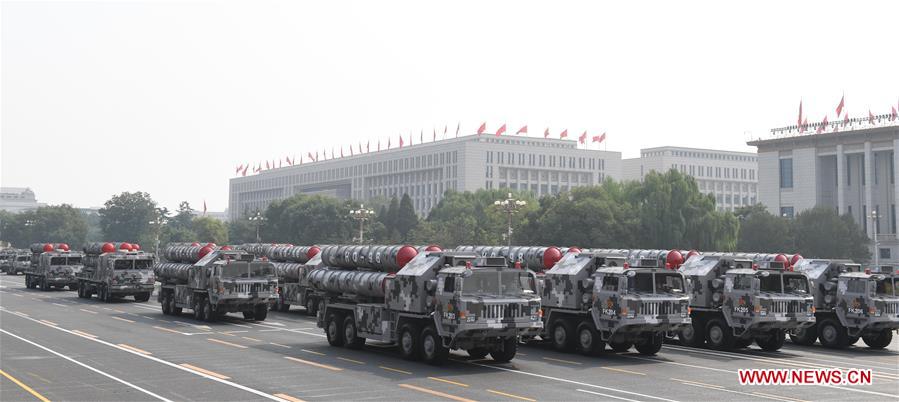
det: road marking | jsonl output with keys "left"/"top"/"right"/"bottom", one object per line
{"left": 221, "top": 330, "right": 249, "bottom": 335}
{"left": 541, "top": 356, "right": 582, "bottom": 365}
{"left": 153, "top": 326, "right": 183, "bottom": 334}
{"left": 602, "top": 366, "right": 646, "bottom": 376}
{"left": 111, "top": 316, "right": 135, "bottom": 323}
{"left": 0, "top": 328, "right": 173, "bottom": 401}
{"left": 113, "top": 309, "right": 126, "bottom": 313}
{"left": 38, "top": 320, "right": 57, "bottom": 326}
{"left": 269, "top": 343, "right": 291, "bottom": 348}
{"left": 398, "top": 384, "right": 476, "bottom": 402}
{"left": 301, "top": 349, "right": 326, "bottom": 356}
{"left": 0, "top": 368, "right": 52, "bottom": 402}
{"left": 487, "top": 389, "right": 536, "bottom": 402}
{"left": 11, "top": 293, "right": 23, "bottom": 297}
{"left": 752, "top": 391, "right": 810, "bottom": 402}
{"left": 337, "top": 357, "right": 365, "bottom": 365}
{"left": 180, "top": 363, "right": 230, "bottom": 380}
{"left": 273, "top": 393, "right": 305, "bottom": 402}
{"left": 670, "top": 378, "right": 723, "bottom": 389}
{"left": 26, "top": 371, "right": 53, "bottom": 384}
{"left": 379, "top": 366, "right": 412, "bottom": 374}
{"left": 284, "top": 356, "right": 342, "bottom": 371}
{"left": 14, "top": 311, "right": 29, "bottom": 317}
{"left": 241, "top": 336, "right": 263, "bottom": 342}
{"left": 428, "top": 376, "right": 469, "bottom": 387}
{"left": 117, "top": 343, "right": 153, "bottom": 355}
{"left": 228, "top": 322, "right": 254, "bottom": 328}
{"left": 52, "top": 303, "right": 68, "bottom": 308}
{"left": 577, "top": 388, "right": 641, "bottom": 402}
{"left": 208, "top": 338, "right": 249, "bottom": 349}
{"left": 71, "top": 330, "right": 98, "bottom": 338}
{"left": 677, "top": 381, "right": 795, "bottom": 402}
{"left": 79, "top": 308, "right": 98, "bottom": 314}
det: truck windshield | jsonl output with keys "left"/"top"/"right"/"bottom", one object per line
{"left": 220, "top": 262, "right": 274, "bottom": 278}
{"left": 655, "top": 272, "right": 685, "bottom": 293}
{"left": 759, "top": 273, "right": 781, "bottom": 292}
{"left": 17, "top": 256, "right": 29, "bottom": 261}
{"left": 628, "top": 272, "right": 685, "bottom": 294}
{"left": 462, "top": 270, "right": 528, "bottom": 296}
{"left": 783, "top": 274, "right": 809, "bottom": 294}
{"left": 113, "top": 259, "right": 154, "bottom": 270}
{"left": 50, "top": 257, "right": 82, "bottom": 265}
{"left": 874, "top": 278, "right": 896, "bottom": 296}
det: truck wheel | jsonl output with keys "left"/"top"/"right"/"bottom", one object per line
{"left": 635, "top": 333, "right": 664, "bottom": 355}
{"left": 135, "top": 293, "right": 151, "bottom": 303}
{"left": 325, "top": 312, "right": 345, "bottom": 347}
{"left": 170, "top": 296, "right": 182, "bottom": 315}
{"left": 69, "top": 283, "right": 79, "bottom": 291}
{"left": 817, "top": 319, "right": 848, "bottom": 348}
{"left": 194, "top": 298, "right": 207, "bottom": 321}
{"left": 398, "top": 323, "right": 420, "bottom": 360}
{"left": 733, "top": 337, "right": 753, "bottom": 349}
{"left": 40, "top": 277, "right": 50, "bottom": 291}
{"left": 242, "top": 311, "right": 255, "bottom": 320}
{"left": 575, "top": 322, "right": 604, "bottom": 356}
{"left": 420, "top": 325, "right": 449, "bottom": 365}
{"left": 161, "top": 295, "right": 172, "bottom": 315}
{"left": 77, "top": 285, "right": 85, "bottom": 298}
{"left": 343, "top": 315, "right": 365, "bottom": 349}
{"left": 789, "top": 324, "right": 817, "bottom": 346}
{"left": 679, "top": 319, "right": 706, "bottom": 347}
{"left": 490, "top": 336, "right": 518, "bottom": 363}
{"left": 862, "top": 330, "right": 893, "bottom": 349}
{"left": 756, "top": 330, "right": 785, "bottom": 351}
{"left": 466, "top": 348, "right": 489, "bottom": 359}
{"left": 278, "top": 300, "right": 291, "bottom": 313}
{"left": 705, "top": 319, "right": 735, "bottom": 350}
{"left": 550, "top": 318, "right": 575, "bottom": 352}
{"left": 254, "top": 305, "right": 268, "bottom": 321}
{"left": 609, "top": 340, "right": 632, "bottom": 353}
{"left": 203, "top": 300, "right": 216, "bottom": 322}
{"left": 304, "top": 297, "right": 317, "bottom": 316}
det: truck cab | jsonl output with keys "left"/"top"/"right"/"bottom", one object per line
{"left": 78, "top": 251, "right": 156, "bottom": 302}
{"left": 4, "top": 253, "right": 31, "bottom": 275}
{"left": 25, "top": 251, "right": 84, "bottom": 291}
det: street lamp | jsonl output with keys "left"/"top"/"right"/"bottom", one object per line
{"left": 494, "top": 193, "right": 527, "bottom": 257}
{"left": 869, "top": 210, "right": 879, "bottom": 268}
{"left": 349, "top": 204, "right": 375, "bottom": 244}
{"left": 249, "top": 211, "right": 267, "bottom": 243}
{"left": 148, "top": 216, "right": 168, "bottom": 258}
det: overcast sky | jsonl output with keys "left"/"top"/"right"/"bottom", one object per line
{"left": 2, "top": 1, "right": 897, "bottom": 212}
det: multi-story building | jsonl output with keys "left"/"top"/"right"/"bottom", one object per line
{"left": 0, "top": 187, "right": 44, "bottom": 213}
{"left": 748, "top": 120, "right": 899, "bottom": 265}
{"left": 228, "top": 135, "right": 621, "bottom": 219}
{"left": 621, "top": 146, "right": 759, "bottom": 211}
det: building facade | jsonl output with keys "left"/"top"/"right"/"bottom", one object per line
{"left": 229, "top": 135, "right": 621, "bottom": 219}
{"left": 621, "top": 146, "right": 759, "bottom": 211}
{"left": 748, "top": 124, "right": 899, "bottom": 265}
{"left": 0, "top": 187, "right": 44, "bottom": 213}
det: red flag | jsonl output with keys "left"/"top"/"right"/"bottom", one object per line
{"left": 266, "top": 160, "right": 270, "bottom": 169}
{"left": 350, "top": 146, "right": 353, "bottom": 156}
{"left": 242, "top": 165, "right": 249, "bottom": 176}
{"left": 399, "top": 135, "right": 404, "bottom": 148}
{"left": 593, "top": 132, "right": 606, "bottom": 143}
{"left": 578, "top": 131, "right": 587, "bottom": 144}
{"left": 359, "top": 143, "right": 362, "bottom": 154}
{"left": 816, "top": 116, "right": 828, "bottom": 134}
{"left": 543, "top": 127, "right": 550, "bottom": 138}
{"left": 316, "top": 151, "right": 319, "bottom": 161}
{"left": 367, "top": 141, "right": 370, "bottom": 153}
{"left": 843, "top": 113, "right": 849, "bottom": 126}
{"left": 443, "top": 125, "right": 448, "bottom": 138}
{"left": 419, "top": 129, "right": 422, "bottom": 144}
{"left": 433, "top": 128, "right": 436, "bottom": 142}
{"left": 455, "top": 122, "right": 460, "bottom": 137}
{"left": 477, "top": 122, "right": 487, "bottom": 135}
{"left": 307, "top": 152, "right": 314, "bottom": 161}
{"left": 496, "top": 123, "right": 506, "bottom": 136}
{"left": 892, "top": 106, "right": 898, "bottom": 121}
{"left": 800, "top": 117, "right": 808, "bottom": 132}
{"left": 387, "top": 138, "right": 391, "bottom": 149}
{"left": 235, "top": 164, "right": 242, "bottom": 174}
{"left": 378, "top": 139, "right": 382, "bottom": 151}
{"left": 798, "top": 99, "right": 803, "bottom": 126}
{"left": 869, "top": 109, "right": 876, "bottom": 124}
{"left": 279, "top": 159, "right": 282, "bottom": 168}
{"left": 836, "top": 95, "right": 845, "bottom": 116}
{"left": 559, "top": 129, "right": 568, "bottom": 139}
{"left": 516, "top": 125, "right": 527, "bottom": 135}
{"left": 203, "top": 200, "right": 207, "bottom": 215}
{"left": 254, "top": 163, "right": 261, "bottom": 173}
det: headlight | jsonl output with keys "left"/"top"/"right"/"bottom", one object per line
{"left": 581, "top": 293, "right": 591, "bottom": 304}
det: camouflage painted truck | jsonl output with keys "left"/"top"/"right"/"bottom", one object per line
{"left": 155, "top": 244, "right": 278, "bottom": 321}
{"left": 790, "top": 259, "right": 898, "bottom": 349}
{"left": 1, "top": 249, "right": 30, "bottom": 275}
{"left": 77, "top": 242, "right": 156, "bottom": 302}
{"left": 24, "top": 243, "right": 84, "bottom": 291}
{"left": 676, "top": 252, "right": 815, "bottom": 351}
{"left": 311, "top": 245, "right": 543, "bottom": 364}
{"left": 264, "top": 245, "right": 323, "bottom": 314}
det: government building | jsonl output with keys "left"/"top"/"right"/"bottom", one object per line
{"left": 229, "top": 135, "right": 622, "bottom": 219}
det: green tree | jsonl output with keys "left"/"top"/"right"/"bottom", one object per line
{"left": 98, "top": 192, "right": 161, "bottom": 249}
{"left": 0, "top": 205, "right": 88, "bottom": 248}
{"left": 192, "top": 216, "right": 228, "bottom": 244}
{"left": 793, "top": 206, "right": 869, "bottom": 261}
{"left": 395, "top": 194, "right": 419, "bottom": 242}
{"left": 528, "top": 183, "right": 638, "bottom": 248}
{"left": 736, "top": 205, "right": 793, "bottom": 252}
{"left": 160, "top": 201, "right": 198, "bottom": 244}
{"left": 228, "top": 214, "right": 259, "bottom": 244}
{"left": 263, "top": 194, "right": 355, "bottom": 244}
{"left": 423, "top": 189, "right": 538, "bottom": 248}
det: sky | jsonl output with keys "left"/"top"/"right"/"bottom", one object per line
{"left": 2, "top": 1, "right": 898, "bottom": 212}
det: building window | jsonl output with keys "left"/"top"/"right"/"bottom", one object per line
{"left": 879, "top": 248, "right": 891, "bottom": 260}
{"left": 779, "top": 158, "right": 793, "bottom": 188}
{"left": 780, "top": 206, "right": 794, "bottom": 218}
{"left": 893, "top": 204, "right": 897, "bottom": 234}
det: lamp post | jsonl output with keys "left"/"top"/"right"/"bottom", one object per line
{"left": 249, "top": 211, "right": 267, "bottom": 243}
{"left": 869, "top": 210, "right": 879, "bottom": 268}
{"left": 349, "top": 204, "right": 375, "bottom": 244}
{"left": 494, "top": 193, "right": 527, "bottom": 257}
{"left": 148, "top": 216, "right": 168, "bottom": 258}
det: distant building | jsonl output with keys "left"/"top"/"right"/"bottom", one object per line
{"left": 748, "top": 121, "right": 899, "bottom": 265}
{"left": 0, "top": 187, "right": 44, "bottom": 213}
{"left": 621, "top": 146, "right": 759, "bottom": 211}
{"left": 229, "top": 135, "right": 622, "bottom": 219}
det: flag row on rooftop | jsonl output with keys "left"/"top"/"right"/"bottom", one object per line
{"left": 782, "top": 95, "right": 899, "bottom": 136}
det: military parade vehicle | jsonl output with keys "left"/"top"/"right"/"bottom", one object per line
{"left": 790, "top": 259, "right": 898, "bottom": 349}
{"left": 311, "top": 244, "right": 543, "bottom": 364}
{"left": 1, "top": 249, "right": 31, "bottom": 275}
{"left": 264, "top": 244, "right": 323, "bottom": 314}
{"left": 155, "top": 243, "right": 278, "bottom": 321}
{"left": 77, "top": 242, "right": 156, "bottom": 302}
{"left": 676, "top": 252, "right": 815, "bottom": 351}
{"left": 24, "top": 243, "right": 84, "bottom": 291}
{"left": 454, "top": 245, "right": 565, "bottom": 273}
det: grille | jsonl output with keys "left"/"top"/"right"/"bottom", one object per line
{"left": 770, "top": 300, "right": 804, "bottom": 313}
{"left": 482, "top": 303, "right": 527, "bottom": 319}
{"left": 233, "top": 283, "right": 268, "bottom": 294}
{"left": 639, "top": 301, "right": 676, "bottom": 316}
{"left": 884, "top": 303, "right": 899, "bottom": 315}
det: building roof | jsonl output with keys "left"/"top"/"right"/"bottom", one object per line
{"left": 747, "top": 124, "right": 899, "bottom": 149}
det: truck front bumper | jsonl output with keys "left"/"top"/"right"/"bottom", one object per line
{"left": 108, "top": 284, "right": 155, "bottom": 294}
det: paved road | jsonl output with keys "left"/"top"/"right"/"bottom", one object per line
{"left": 1, "top": 274, "right": 897, "bottom": 402}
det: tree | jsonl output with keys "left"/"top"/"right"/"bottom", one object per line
{"left": 422, "top": 189, "right": 538, "bottom": 248}
{"left": 527, "top": 183, "right": 638, "bottom": 248}
{"left": 736, "top": 205, "right": 793, "bottom": 252}
{"left": 395, "top": 194, "right": 419, "bottom": 241}
{"left": 263, "top": 194, "right": 355, "bottom": 245}
{"left": 160, "top": 201, "right": 198, "bottom": 244}
{"left": 0, "top": 205, "right": 88, "bottom": 248}
{"left": 228, "top": 215, "right": 259, "bottom": 245}
{"left": 793, "top": 207, "right": 869, "bottom": 261}
{"left": 192, "top": 217, "right": 228, "bottom": 244}
{"left": 98, "top": 192, "right": 162, "bottom": 249}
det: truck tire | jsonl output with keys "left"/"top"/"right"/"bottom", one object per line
{"left": 756, "top": 329, "right": 785, "bottom": 351}
{"left": 242, "top": 311, "right": 255, "bottom": 320}
{"left": 398, "top": 323, "right": 420, "bottom": 360}
{"left": 466, "top": 348, "right": 489, "bottom": 359}
{"left": 789, "top": 324, "right": 817, "bottom": 346}
{"left": 135, "top": 293, "right": 151, "bottom": 303}
{"left": 733, "top": 337, "right": 753, "bottom": 349}
{"left": 343, "top": 315, "right": 365, "bottom": 349}
{"left": 69, "top": 283, "right": 79, "bottom": 291}
{"left": 705, "top": 319, "right": 735, "bottom": 350}
{"left": 490, "top": 336, "right": 517, "bottom": 363}
{"left": 862, "top": 330, "right": 893, "bottom": 349}
{"left": 679, "top": 319, "right": 706, "bottom": 347}
{"left": 635, "top": 333, "right": 664, "bottom": 355}
{"left": 278, "top": 300, "right": 290, "bottom": 313}
{"left": 77, "top": 285, "right": 86, "bottom": 298}
{"left": 254, "top": 304, "right": 268, "bottom": 321}
{"left": 420, "top": 325, "right": 449, "bottom": 365}
{"left": 162, "top": 295, "right": 172, "bottom": 315}
{"left": 550, "top": 318, "right": 575, "bottom": 352}
{"left": 325, "top": 311, "right": 345, "bottom": 347}
{"left": 194, "top": 298, "right": 207, "bottom": 321}
{"left": 100, "top": 286, "right": 110, "bottom": 302}
{"left": 609, "top": 340, "right": 633, "bottom": 353}
{"left": 817, "top": 319, "right": 849, "bottom": 348}
{"left": 203, "top": 300, "right": 216, "bottom": 322}
{"left": 575, "top": 322, "right": 604, "bottom": 356}
{"left": 40, "top": 277, "right": 50, "bottom": 291}
{"left": 304, "top": 297, "right": 317, "bottom": 316}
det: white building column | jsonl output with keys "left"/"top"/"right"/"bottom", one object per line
{"left": 837, "top": 144, "right": 846, "bottom": 214}
{"left": 864, "top": 141, "right": 874, "bottom": 240}
{"left": 894, "top": 139, "right": 899, "bottom": 233}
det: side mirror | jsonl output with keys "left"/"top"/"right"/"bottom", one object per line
{"left": 580, "top": 279, "right": 595, "bottom": 291}
{"left": 425, "top": 279, "right": 437, "bottom": 294}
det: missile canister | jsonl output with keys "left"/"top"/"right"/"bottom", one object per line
{"left": 307, "top": 269, "right": 389, "bottom": 298}
{"left": 272, "top": 262, "right": 305, "bottom": 280}
{"left": 454, "top": 245, "right": 562, "bottom": 271}
{"left": 154, "top": 262, "right": 194, "bottom": 283}
{"left": 320, "top": 245, "right": 418, "bottom": 272}
{"left": 162, "top": 244, "right": 217, "bottom": 263}
{"left": 267, "top": 245, "right": 321, "bottom": 263}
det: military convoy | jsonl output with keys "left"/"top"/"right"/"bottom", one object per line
{"left": 0, "top": 249, "right": 30, "bottom": 275}
{"left": 76, "top": 242, "right": 156, "bottom": 302}
{"left": 155, "top": 243, "right": 278, "bottom": 321}
{"left": 790, "top": 259, "right": 898, "bottom": 349}
{"left": 237, "top": 243, "right": 323, "bottom": 314}
{"left": 24, "top": 243, "right": 84, "bottom": 291}
{"left": 310, "top": 245, "right": 543, "bottom": 364}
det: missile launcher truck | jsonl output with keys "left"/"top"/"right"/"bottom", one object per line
{"left": 1, "top": 249, "right": 30, "bottom": 275}
{"left": 454, "top": 245, "right": 565, "bottom": 273}
{"left": 24, "top": 243, "right": 84, "bottom": 291}
{"left": 790, "top": 259, "right": 898, "bottom": 349}
{"left": 311, "top": 245, "right": 543, "bottom": 365}
{"left": 676, "top": 252, "right": 815, "bottom": 351}
{"left": 77, "top": 242, "right": 156, "bottom": 302}
{"left": 264, "top": 245, "right": 323, "bottom": 314}
{"left": 155, "top": 244, "right": 278, "bottom": 321}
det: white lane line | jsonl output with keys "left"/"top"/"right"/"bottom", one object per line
{"left": 131, "top": 304, "right": 160, "bottom": 311}
{"left": 576, "top": 389, "right": 642, "bottom": 402}
{"left": 758, "top": 348, "right": 899, "bottom": 372}
{"left": 463, "top": 360, "right": 678, "bottom": 402}
{"left": 0, "top": 328, "right": 173, "bottom": 402}
{"left": 676, "top": 381, "right": 796, "bottom": 402}
{"left": 0, "top": 308, "right": 289, "bottom": 402}
{"left": 51, "top": 303, "right": 68, "bottom": 308}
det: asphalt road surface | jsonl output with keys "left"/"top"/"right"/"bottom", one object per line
{"left": 1, "top": 275, "right": 897, "bottom": 402}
